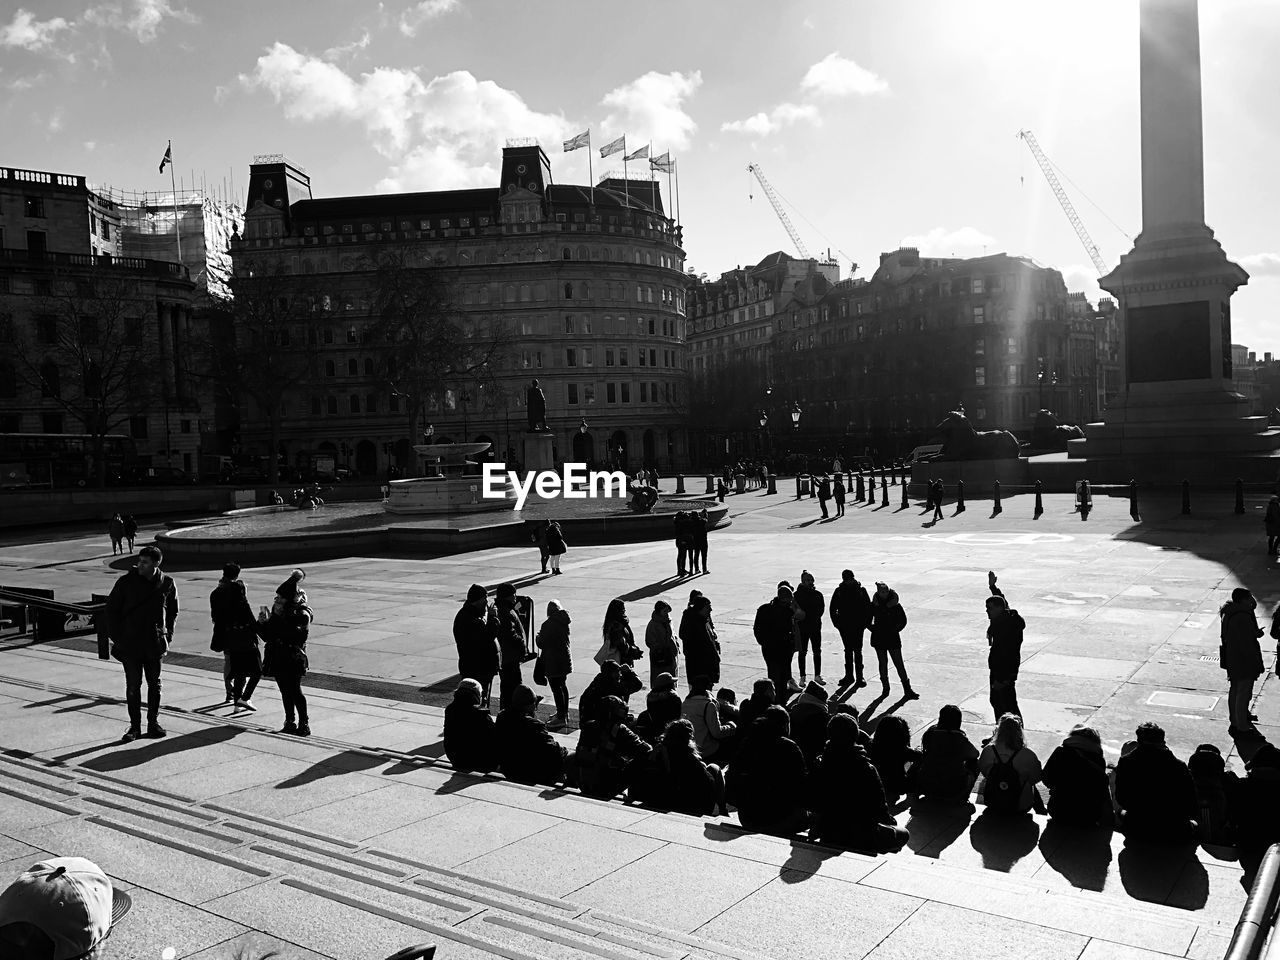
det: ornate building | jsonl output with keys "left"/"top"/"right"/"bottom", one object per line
{"left": 229, "top": 143, "right": 691, "bottom": 476}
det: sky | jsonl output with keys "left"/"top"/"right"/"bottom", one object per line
{"left": 3, "top": 0, "right": 1278, "bottom": 351}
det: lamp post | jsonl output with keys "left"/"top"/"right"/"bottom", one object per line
{"left": 1037, "top": 357, "right": 1045, "bottom": 411}
{"left": 460, "top": 390, "right": 472, "bottom": 444}
{"left": 758, "top": 411, "right": 769, "bottom": 458}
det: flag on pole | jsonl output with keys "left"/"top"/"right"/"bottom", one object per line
{"left": 562, "top": 130, "right": 590, "bottom": 152}
{"left": 158, "top": 141, "right": 172, "bottom": 174}
{"left": 624, "top": 144, "right": 649, "bottom": 161}
{"left": 649, "top": 152, "right": 673, "bottom": 172}
{"left": 599, "top": 135, "right": 625, "bottom": 158}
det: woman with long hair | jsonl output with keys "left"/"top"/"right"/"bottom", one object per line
{"left": 869, "top": 714, "right": 921, "bottom": 804}
{"left": 597, "top": 598, "right": 639, "bottom": 668}
{"left": 978, "top": 713, "right": 1043, "bottom": 814}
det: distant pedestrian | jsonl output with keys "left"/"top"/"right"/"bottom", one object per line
{"left": 105, "top": 544, "right": 178, "bottom": 741}
{"left": 833, "top": 475, "right": 846, "bottom": 517}
{"left": 985, "top": 571, "right": 1024, "bottom": 721}
{"left": 644, "top": 600, "right": 678, "bottom": 688}
{"left": 931, "top": 480, "right": 944, "bottom": 522}
{"left": 545, "top": 520, "right": 567, "bottom": 575}
{"left": 1266, "top": 495, "right": 1280, "bottom": 555}
{"left": 695, "top": 508, "right": 711, "bottom": 574}
{"left": 535, "top": 599, "right": 573, "bottom": 730}
{"left": 830, "top": 569, "right": 871, "bottom": 689}
{"left": 494, "top": 582, "right": 526, "bottom": 710}
{"left": 869, "top": 581, "right": 918, "bottom": 699}
{"left": 210, "top": 561, "right": 261, "bottom": 711}
{"left": 817, "top": 475, "right": 832, "bottom": 519}
{"left": 1219, "top": 587, "right": 1265, "bottom": 738}
{"left": 108, "top": 512, "right": 125, "bottom": 556}
{"left": 122, "top": 514, "right": 138, "bottom": 552}
{"left": 531, "top": 520, "right": 551, "bottom": 573}
{"left": 259, "top": 569, "right": 312, "bottom": 736}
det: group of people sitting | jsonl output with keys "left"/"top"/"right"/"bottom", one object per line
{"left": 443, "top": 665, "right": 1280, "bottom": 869}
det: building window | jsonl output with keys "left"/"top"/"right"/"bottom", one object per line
{"left": 605, "top": 348, "right": 615, "bottom": 367}
{"left": 350, "top": 395, "right": 360, "bottom": 413}
{"left": 568, "top": 384, "right": 579, "bottom": 405}
{"left": 974, "top": 366, "right": 986, "bottom": 386}
{"left": 311, "top": 397, "right": 322, "bottom": 416}
{"left": 1006, "top": 364, "right": 1019, "bottom": 385}
{"left": 535, "top": 351, "right": 543, "bottom": 368}
{"left": 364, "top": 358, "right": 375, "bottom": 376}
{"left": 24, "top": 197, "right": 45, "bottom": 218}
{"left": 366, "top": 394, "right": 377, "bottom": 413}
{"left": 619, "top": 348, "right": 628, "bottom": 366}
{"left": 347, "top": 327, "right": 358, "bottom": 343}
{"left": 180, "top": 419, "right": 192, "bottom": 434}
{"left": 347, "top": 358, "right": 358, "bottom": 376}
{"left": 975, "top": 337, "right": 985, "bottom": 356}
{"left": 584, "top": 384, "right": 596, "bottom": 404}
{"left": 972, "top": 306, "right": 985, "bottom": 324}
{"left": 325, "top": 360, "right": 336, "bottom": 377}
{"left": 565, "top": 315, "right": 575, "bottom": 333}
{"left": 583, "top": 347, "right": 593, "bottom": 366}
{"left": 1006, "top": 336, "right": 1018, "bottom": 355}
{"left": 389, "top": 394, "right": 400, "bottom": 413}
{"left": 607, "top": 383, "right": 616, "bottom": 404}
{"left": 327, "top": 396, "right": 339, "bottom": 414}
{"left": 639, "top": 350, "right": 647, "bottom": 367}
{"left": 621, "top": 382, "right": 630, "bottom": 403}
{"left": 640, "top": 383, "right": 648, "bottom": 402}
{"left": 566, "top": 348, "right": 577, "bottom": 367}
{"left": 971, "top": 278, "right": 984, "bottom": 294}
{"left": 130, "top": 416, "right": 149, "bottom": 439}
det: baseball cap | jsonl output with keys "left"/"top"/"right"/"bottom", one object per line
{"left": 0, "top": 857, "right": 132, "bottom": 960}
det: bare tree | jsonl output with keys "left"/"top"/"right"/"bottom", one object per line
{"left": 366, "top": 246, "right": 511, "bottom": 472}
{"left": 11, "top": 273, "right": 164, "bottom": 487}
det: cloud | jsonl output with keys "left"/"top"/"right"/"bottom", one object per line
{"left": 324, "top": 31, "right": 370, "bottom": 61}
{"left": 722, "top": 101, "right": 819, "bottom": 136}
{"left": 1241, "top": 252, "right": 1280, "bottom": 278}
{"left": 601, "top": 70, "right": 702, "bottom": 151}
{"left": 47, "top": 110, "right": 63, "bottom": 133}
{"left": 0, "top": 9, "right": 71, "bottom": 51}
{"left": 899, "top": 226, "right": 996, "bottom": 257}
{"left": 399, "top": 0, "right": 459, "bottom": 37}
{"left": 83, "top": 0, "right": 196, "bottom": 43}
{"left": 801, "top": 52, "right": 888, "bottom": 97}
{"left": 241, "top": 44, "right": 569, "bottom": 191}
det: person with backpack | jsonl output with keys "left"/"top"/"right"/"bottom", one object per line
{"left": 1219, "top": 587, "right": 1265, "bottom": 738}
{"left": 978, "top": 713, "right": 1042, "bottom": 815}
{"left": 985, "top": 570, "right": 1025, "bottom": 721}
{"left": 829, "top": 569, "right": 871, "bottom": 689}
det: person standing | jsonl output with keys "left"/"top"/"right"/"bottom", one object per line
{"left": 108, "top": 512, "right": 125, "bottom": 556}
{"left": 122, "top": 514, "right": 138, "bottom": 553}
{"left": 259, "top": 569, "right": 313, "bottom": 736}
{"left": 817, "top": 475, "right": 832, "bottom": 519}
{"left": 830, "top": 569, "right": 871, "bottom": 689}
{"left": 695, "top": 508, "right": 711, "bottom": 574}
{"left": 1265, "top": 495, "right": 1280, "bottom": 555}
{"left": 532, "top": 520, "right": 551, "bottom": 573}
{"left": 755, "top": 582, "right": 801, "bottom": 700}
{"left": 682, "top": 593, "right": 721, "bottom": 686}
{"left": 453, "top": 584, "right": 499, "bottom": 708}
{"left": 931, "top": 480, "right": 944, "bottom": 522}
{"left": 833, "top": 475, "right": 846, "bottom": 517}
{"left": 545, "top": 520, "right": 567, "bottom": 575}
{"left": 985, "top": 570, "right": 1025, "bottom": 721}
{"left": 105, "top": 544, "right": 178, "bottom": 741}
{"left": 644, "top": 600, "right": 678, "bottom": 688}
{"left": 210, "top": 561, "right": 260, "bottom": 710}
{"left": 535, "top": 599, "right": 573, "bottom": 730}
{"left": 869, "top": 581, "right": 918, "bottom": 699}
{"left": 597, "top": 598, "right": 639, "bottom": 668}
{"left": 1220, "top": 587, "right": 1265, "bottom": 738}
{"left": 494, "top": 582, "right": 527, "bottom": 710}
{"left": 793, "top": 570, "right": 827, "bottom": 686}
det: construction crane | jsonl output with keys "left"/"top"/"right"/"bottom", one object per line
{"left": 1017, "top": 129, "right": 1109, "bottom": 277}
{"left": 747, "top": 163, "right": 810, "bottom": 259}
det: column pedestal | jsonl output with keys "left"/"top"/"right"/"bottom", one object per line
{"left": 521, "top": 431, "right": 555, "bottom": 475}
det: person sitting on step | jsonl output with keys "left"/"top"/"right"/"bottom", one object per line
{"left": 1041, "top": 724, "right": 1114, "bottom": 828}
{"left": 811, "top": 713, "right": 910, "bottom": 854}
{"left": 443, "top": 679, "right": 497, "bottom": 773}
{"left": 727, "top": 705, "right": 808, "bottom": 836}
{"left": 1113, "top": 722, "right": 1198, "bottom": 842}
{"left": 912, "top": 704, "right": 979, "bottom": 804}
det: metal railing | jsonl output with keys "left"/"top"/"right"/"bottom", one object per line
{"left": 1225, "top": 844, "right": 1280, "bottom": 960}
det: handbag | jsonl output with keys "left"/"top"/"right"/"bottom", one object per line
{"left": 210, "top": 632, "right": 225, "bottom": 654}
{"left": 533, "top": 657, "right": 547, "bottom": 686}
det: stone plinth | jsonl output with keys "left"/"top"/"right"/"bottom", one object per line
{"left": 522, "top": 431, "right": 555, "bottom": 474}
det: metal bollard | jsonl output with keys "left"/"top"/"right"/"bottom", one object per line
{"left": 1129, "top": 479, "right": 1140, "bottom": 521}
{"left": 767, "top": 474, "right": 777, "bottom": 495}
{"left": 795, "top": 476, "right": 802, "bottom": 500}
{"left": 706, "top": 475, "right": 715, "bottom": 495}
{"left": 956, "top": 479, "right": 966, "bottom": 513}
{"left": 1034, "top": 480, "right": 1044, "bottom": 519}
{"left": 1182, "top": 479, "right": 1191, "bottom": 515}
{"left": 901, "top": 476, "right": 909, "bottom": 509}
{"left": 676, "top": 475, "right": 686, "bottom": 495}
{"left": 855, "top": 473, "right": 865, "bottom": 502}
{"left": 993, "top": 479, "right": 1003, "bottom": 515}
{"left": 1078, "top": 479, "right": 1092, "bottom": 520}
{"left": 1235, "top": 478, "right": 1245, "bottom": 515}
{"left": 881, "top": 473, "right": 889, "bottom": 507}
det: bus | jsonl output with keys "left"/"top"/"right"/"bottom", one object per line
{"left": 0, "top": 433, "right": 138, "bottom": 489}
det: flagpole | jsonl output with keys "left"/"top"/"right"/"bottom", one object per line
{"left": 588, "top": 131, "right": 594, "bottom": 208}
{"left": 674, "top": 159, "right": 681, "bottom": 226}
{"left": 167, "top": 141, "right": 183, "bottom": 267}
{"left": 623, "top": 148, "right": 629, "bottom": 209}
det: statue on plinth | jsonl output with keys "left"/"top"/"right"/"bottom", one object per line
{"left": 526, "top": 378, "right": 547, "bottom": 432}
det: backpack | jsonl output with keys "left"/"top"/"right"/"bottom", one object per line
{"left": 983, "top": 746, "right": 1023, "bottom": 813}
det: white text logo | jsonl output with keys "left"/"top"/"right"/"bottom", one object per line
{"left": 482, "top": 463, "right": 627, "bottom": 509}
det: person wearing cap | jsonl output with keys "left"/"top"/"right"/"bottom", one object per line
{"left": 443, "top": 678, "right": 497, "bottom": 772}
{"left": 830, "top": 569, "right": 871, "bottom": 689}
{"left": 985, "top": 571, "right": 1025, "bottom": 721}
{"left": 454, "top": 584, "right": 500, "bottom": 709}
{"left": 0, "top": 857, "right": 132, "bottom": 959}
{"left": 794, "top": 570, "right": 827, "bottom": 687}
{"left": 575, "top": 694, "right": 652, "bottom": 798}
{"left": 1113, "top": 722, "right": 1198, "bottom": 842}
{"left": 644, "top": 600, "right": 678, "bottom": 689}
{"left": 1219, "top": 586, "right": 1265, "bottom": 738}
{"left": 535, "top": 599, "right": 573, "bottom": 730}
{"left": 755, "top": 582, "right": 801, "bottom": 701}
{"left": 1040, "top": 724, "right": 1113, "bottom": 827}
{"left": 494, "top": 582, "right": 527, "bottom": 711}
{"left": 1227, "top": 743, "right": 1280, "bottom": 886}
{"left": 868, "top": 581, "right": 918, "bottom": 700}
{"left": 105, "top": 543, "right": 179, "bottom": 741}
{"left": 259, "top": 568, "right": 314, "bottom": 736}
{"left": 495, "top": 684, "right": 568, "bottom": 786}
{"left": 681, "top": 593, "right": 721, "bottom": 687}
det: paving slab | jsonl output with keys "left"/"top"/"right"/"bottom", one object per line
{"left": 184, "top": 931, "right": 330, "bottom": 960}
{"left": 863, "top": 899, "right": 1086, "bottom": 960}
{"left": 285, "top": 781, "right": 475, "bottom": 840}
{"left": 215, "top": 767, "right": 387, "bottom": 819}
{"left": 366, "top": 797, "right": 561, "bottom": 867}
{"left": 103, "top": 884, "right": 251, "bottom": 960}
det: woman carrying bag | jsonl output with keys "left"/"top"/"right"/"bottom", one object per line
{"left": 536, "top": 600, "right": 573, "bottom": 730}
{"left": 259, "top": 568, "right": 313, "bottom": 736}
{"left": 596, "top": 599, "right": 641, "bottom": 668}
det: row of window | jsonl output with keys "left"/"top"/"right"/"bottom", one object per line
{"left": 521, "top": 345, "right": 684, "bottom": 370}
{"left": 565, "top": 381, "right": 677, "bottom": 406}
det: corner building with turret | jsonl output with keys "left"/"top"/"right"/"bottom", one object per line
{"left": 230, "top": 142, "right": 690, "bottom": 477}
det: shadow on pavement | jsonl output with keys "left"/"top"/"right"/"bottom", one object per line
{"left": 76, "top": 724, "right": 244, "bottom": 772}
{"left": 23, "top": 695, "right": 81, "bottom": 710}
{"left": 275, "top": 748, "right": 387, "bottom": 789}
{"left": 903, "top": 798, "right": 975, "bottom": 858}
{"left": 1117, "top": 839, "right": 1208, "bottom": 908}
{"left": 967, "top": 809, "right": 1041, "bottom": 871}
{"left": 617, "top": 575, "right": 688, "bottom": 603}
{"left": 1036, "top": 820, "right": 1114, "bottom": 891}
{"left": 779, "top": 839, "right": 843, "bottom": 882}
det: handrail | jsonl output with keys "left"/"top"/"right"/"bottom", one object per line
{"left": 0, "top": 588, "right": 104, "bottom": 617}
{"left": 1225, "top": 844, "right": 1280, "bottom": 960}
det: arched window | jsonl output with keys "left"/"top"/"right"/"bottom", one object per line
{"left": 563, "top": 282, "right": 573, "bottom": 300}
{"left": 40, "top": 360, "right": 60, "bottom": 398}
{"left": 365, "top": 394, "right": 377, "bottom": 414}
{"left": 562, "top": 247, "right": 572, "bottom": 260}
{"left": 364, "top": 358, "right": 375, "bottom": 376}
{"left": 581, "top": 282, "right": 591, "bottom": 299}
{"left": 325, "top": 359, "right": 336, "bottom": 377}
{"left": 577, "top": 245, "right": 587, "bottom": 261}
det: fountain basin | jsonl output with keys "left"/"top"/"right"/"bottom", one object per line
{"left": 383, "top": 440, "right": 517, "bottom": 515}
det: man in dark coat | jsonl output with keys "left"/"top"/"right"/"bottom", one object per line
{"left": 727, "top": 705, "right": 808, "bottom": 835}
{"left": 1229, "top": 743, "right": 1280, "bottom": 886}
{"left": 832, "top": 475, "right": 846, "bottom": 517}
{"left": 830, "top": 569, "right": 871, "bottom": 689}
{"left": 754, "top": 583, "right": 799, "bottom": 701}
{"left": 495, "top": 685, "right": 567, "bottom": 785}
{"left": 793, "top": 570, "right": 826, "bottom": 686}
{"left": 494, "top": 582, "right": 526, "bottom": 711}
{"left": 985, "top": 571, "right": 1025, "bottom": 720}
{"left": 811, "top": 714, "right": 909, "bottom": 853}
{"left": 816, "top": 475, "right": 832, "bottom": 519}
{"left": 579, "top": 660, "right": 644, "bottom": 724}
{"left": 1219, "top": 587, "right": 1265, "bottom": 737}
{"left": 105, "top": 544, "right": 179, "bottom": 741}
{"left": 453, "top": 584, "right": 499, "bottom": 708}
{"left": 443, "top": 678, "right": 497, "bottom": 771}
{"left": 1113, "top": 722, "right": 1198, "bottom": 843}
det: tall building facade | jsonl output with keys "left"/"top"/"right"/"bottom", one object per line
{"left": 229, "top": 143, "right": 691, "bottom": 477}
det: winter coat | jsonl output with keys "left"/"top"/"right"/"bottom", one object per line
{"left": 681, "top": 616, "right": 721, "bottom": 684}
{"left": 868, "top": 591, "right": 907, "bottom": 650}
{"left": 692, "top": 513, "right": 709, "bottom": 549}
{"left": 645, "top": 616, "right": 679, "bottom": 676}
{"left": 443, "top": 700, "right": 497, "bottom": 772}
{"left": 545, "top": 523, "right": 567, "bottom": 556}
{"left": 495, "top": 709, "right": 565, "bottom": 786}
{"left": 987, "top": 585, "right": 1025, "bottom": 681}
{"left": 913, "top": 725, "right": 979, "bottom": 801}
{"left": 830, "top": 580, "right": 871, "bottom": 633}
{"left": 598, "top": 617, "right": 639, "bottom": 667}
{"left": 793, "top": 584, "right": 825, "bottom": 639}
{"left": 753, "top": 598, "right": 796, "bottom": 656}
{"left": 1220, "top": 601, "right": 1265, "bottom": 680}
{"left": 1228, "top": 766, "right": 1280, "bottom": 857}
{"left": 259, "top": 602, "right": 312, "bottom": 680}
{"left": 495, "top": 603, "right": 527, "bottom": 670}
{"left": 578, "top": 671, "right": 633, "bottom": 724}
{"left": 833, "top": 479, "right": 846, "bottom": 504}
{"left": 535, "top": 608, "right": 573, "bottom": 678}
{"left": 1113, "top": 742, "right": 1197, "bottom": 836}
{"left": 106, "top": 567, "right": 179, "bottom": 661}
{"left": 108, "top": 516, "right": 125, "bottom": 542}
{"left": 871, "top": 740, "right": 923, "bottom": 803}
{"left": 737, "top": 694, "right": 774, "bottom": 732}
{"left": 122, "top": 516, "right": 138, "bottom": 538}
{"left": 211, "top": 579, "right": 256, "bottom": 649}
{"left": 977, "top": 742, "right": 1043, "bottom": 814}
{"left": 629, "top": 746, "right": 720, "bottom": 815}
{"left": 727, "top": 730, "right": 808, "bottom": 830}
{"left": 575, "top": 718, "right": 651, "bottom": 798}
{"left": 817, "top": 478, "right": 832, "bottom": 501}
{"left": 453, "top": 603, "right": 500, "bottom": 681}
{"left": 1188, "top": 747, "right": 1239, "bottom": 845}
{"left": 1041, "top": 738, "right": 1113, "bottom": 827}
{"left": 1266, "top": 498, "right": 1280, "bottom": 536}
{"left": 634, "top": 689, "right": 683, "bottom": 743}
{"left": 681, "top": 692, "right": 735, "bottom": 759}
{"left": 812, "top": 742, "right": 897, "bottom": 849}
{"left": 787, "top": 691, "right": 831, "bottom": 768}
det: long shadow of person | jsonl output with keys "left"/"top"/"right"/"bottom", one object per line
{"left": 967, "top": 809, "right": 1041, "bottom": 871}
{"left": 1117, "top": 837, "right": 1209, "bottom": 908}
{"left": 779, "top": 837, "right": 843, "bottom": 882}
{"left": 903, "top": 797, "right": 976, "bottom": 857}
{"left": 1038, "top": 819, "right": 1115, "bottom": 892}
{"left": 858, "top": 690, "right": 889, "bottom": 724}
{"left": 75, "top": 725, "right": 244, "bottom": 772}
{"left": 275, "top": 748, "right": 387, "bottom": 790}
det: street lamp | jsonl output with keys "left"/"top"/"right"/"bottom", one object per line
{"left": 460, "top": 390, "right": 472, "bottom": 443}
{"left": 791, "top": 403, "right": 802, "bottom": 428}
{"left": 1037, "top": 357, "right": 1046, "bottom": 411}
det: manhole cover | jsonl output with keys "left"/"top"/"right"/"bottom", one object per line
{"left": 1146, "top": 691, "right": 1219, "bottom": 711}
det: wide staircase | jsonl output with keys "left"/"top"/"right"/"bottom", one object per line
{"left": 0, "top": 646, "right": 1253, "bottom": 960}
